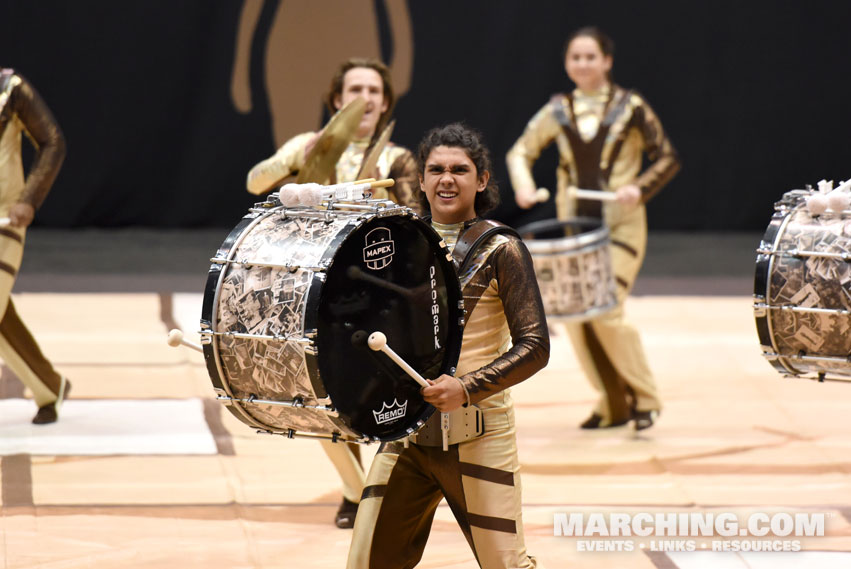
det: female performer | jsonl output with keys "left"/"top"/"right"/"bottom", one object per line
{"left": 507, "top": 27, "right": 680, "bottom": 430}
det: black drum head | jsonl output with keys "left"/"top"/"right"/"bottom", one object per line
{"left": 315, "top": 215, "right": 462, "bottom": 440}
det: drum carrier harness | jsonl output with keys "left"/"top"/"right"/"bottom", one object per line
{"left": 411, "top": 219, "right": 521, "bottom": 447}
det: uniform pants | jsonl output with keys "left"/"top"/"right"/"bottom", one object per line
{"left": 0, "top": 225, "right": 63, "bottom": 406}
{"left": 347, "top": 422, "right": 539, "bottom": 569}
{"left": 564, "top": 206, "right": 661, "bottom": 424}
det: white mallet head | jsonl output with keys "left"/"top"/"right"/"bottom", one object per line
{"left": 279, "top": 184, "right": 301, "bottom": 207}
{"left": 166, "top": 329, "right": 184, "bottom": 347}
{"left": 299, "top": 185, "right": 322, "bottom": 207}
{"left": 807, "top": 194, "right": 829, "bottom": 216}
{"left": 367, "top": 331, "right": 387, "bottom": 351}
{"left": 535, "top": 188, "right": 550, "bottom": 202}
{"left": 828, "top": 190, "right": 850, "bottom": 213}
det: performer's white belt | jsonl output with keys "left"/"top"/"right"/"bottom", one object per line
{"left": 410, "top": 407, "right": 484, "bottom": 447}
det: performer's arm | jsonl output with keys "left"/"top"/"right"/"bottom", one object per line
{"left": 245, "top": 132, "right": 314, "bottom": 195}
{"left": 387, "top": 149, "right": 421, "bottom": 214}
{"left": 15, "top": 74, "right": 66, "bottom": 212}
{"left": 457, "top": 239, "right": 550, "bottom": 404}
{"left": 632, "top": 95, "right": 680, "bottom": 203}
{"left": 506, "top": 100, "right": 560, "bottom": 208}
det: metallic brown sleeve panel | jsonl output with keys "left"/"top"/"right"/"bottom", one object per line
{"left": 632, "top": 94, "right": 680, "bottom": 203}
{"left": 459, "top": 237, "right": 550, "bottom": 405}
{"left": 11, "top": 73, "right": 66, "bottom": 209}
{"left": 387, "top": 149, "right": 421, "bottom": 214}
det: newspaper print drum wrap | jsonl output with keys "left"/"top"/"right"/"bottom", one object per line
{"left": 201, "top": 201, "right": 463, "bottom": 441}
{"left": 754, "top": 190, "right": 851, "bottom": 379}
{"left": 518, "top": 217, "right": 617, "bottom": 320}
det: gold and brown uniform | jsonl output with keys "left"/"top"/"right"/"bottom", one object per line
{"left": 246, "top": 134, "right": 420, "bottom": 212}
{"left": 347, "top": 219, "right": 550, "bottom": 569}
{"left": 0, "top": 69, "right": 67, "bottom": 409}
{"left": 507, "top": 84, "right": 679, "bottom": 424}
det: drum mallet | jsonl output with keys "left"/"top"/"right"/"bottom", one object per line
{"left": 166, "top": 329, "right": 203, "bottom": 353}
{"left": 366, "top": 331, "right": 451, "bottom": 451}
{"left": 536, "top": 187, "right": 618, "bottom": 202}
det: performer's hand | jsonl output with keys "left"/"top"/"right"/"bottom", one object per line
{"left": 9, "top": 203, "right": 34, "bottom": 227}
{"left": 422, "top": 375, "right": 466, "bottom": 412}
{"left": 615, "top": 184, "right": 641, "bottom": 207}
{"left": 514, "top": 187, "right": 538, "bottom": 209}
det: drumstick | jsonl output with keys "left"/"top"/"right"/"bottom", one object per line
{"left": 166, "top": 329, "right": 203, "bottom": 353}
{"left": 367, "top": 331, "right": 450, "bottom": 450}
{"left": 572, "top": 188, "right": 617, "bottom": 202}
{"left": 367, "top": 332, "right": 429, "bottom": 388}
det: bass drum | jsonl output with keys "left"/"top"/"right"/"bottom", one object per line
{"left": 201, "top": 201, "right": 464, "bottom": 441}
{"left": 754, "top": 189, "right": 851, "bottom": 379}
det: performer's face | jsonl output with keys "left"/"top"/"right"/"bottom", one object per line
{"left": 334, "top": 67, "right": 389, "bottom": 138}
{"left": 564, "top": 36, "right": 612, "bottom": 92}
{"left": 420, "top": 146, "right": 488, "bottom": 225}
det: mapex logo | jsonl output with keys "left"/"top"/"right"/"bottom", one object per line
{"left": 373, "top": 399, "right": 407, "bottom": 424}
{"left": 363, "top": 227, "right": 395, "bottom": 270}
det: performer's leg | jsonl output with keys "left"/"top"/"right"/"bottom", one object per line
{"left": 445, "top": 425, "right": 540, "bottom": 569}
{"left": 320, "top": 439, "right": 366, "bottom": 527}
{"left": 599, "top": 208, "right": 661, "bottom": 415}
{"left": 319, "top": 440, "right": 366, "bottom": 503}
{"left": 0, "top": 228, "right": 66, "bottom": 417}
{"left": 347, "top": 442, "right": 443, "bottom": 569}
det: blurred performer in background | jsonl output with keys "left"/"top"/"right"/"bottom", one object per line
{"left": 507, "top": 27, "right": 679, "bottom": 430}
{"left": 246, "top": 57, "right": 419, "bottom": 528}
{"left": 246, "top": 57, "right": 419, "bottom": 212}
{"left": 0, "top": 68, "right": 68, "bottom": 424}
{"left": 347, "top": 123, "right": 549, "bottom": 569}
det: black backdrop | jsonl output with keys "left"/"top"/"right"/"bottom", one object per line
{"left": 1, "top": 0, "right": 848, "bottom": 230}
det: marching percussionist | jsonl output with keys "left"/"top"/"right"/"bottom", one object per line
{"left": 246, "top": 57, "right": 419, "bottom": 528}
{"left": 0, "top": 68, "right": 69, "bottom": 424}
{"left": 347, "top": 123, "right": 549, "bottom": 569}
{"left": 507, "top": 27, "right": 680, "bottom": 430}
{"left": 246, "top": 57, "right": 419, "bottom": 211}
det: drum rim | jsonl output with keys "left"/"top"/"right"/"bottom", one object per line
{"left": 202, "top": 207, "right": 282, "bottom": 433}
{"left": 517, "top": 217, "right": 610, "bottom": 254}
{"left": 753, "top": 207, "right": 806, "bottom": 376}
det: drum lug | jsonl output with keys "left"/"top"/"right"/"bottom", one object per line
{"left": 213, "top": 388, "right": 233, "bottom": 406}
{"left": 304, "top": 343, "right": 318, "bottom": 356}
{"left": 199, "top": 331, "right": 213, "bottom": 345}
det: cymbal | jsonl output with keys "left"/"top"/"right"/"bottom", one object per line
{"left": 357, "top": 120, "right": 396, "bottom": 200}
{"left": 297, "top": 97, "right": 366, "bottom": 184}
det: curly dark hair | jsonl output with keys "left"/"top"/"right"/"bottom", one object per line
{"left": 325, "top": 57, "right": 395, "bottom": 138}
{"left": 414, "top": 123, "right": 500, "bottom": 217}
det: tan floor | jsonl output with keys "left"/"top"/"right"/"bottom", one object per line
{"left": 1, "top": 293, "right": 850, "bottom": 568}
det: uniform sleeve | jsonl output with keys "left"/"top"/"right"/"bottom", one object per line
{"left": 14, "top": 74, "right": 66, "bottom": 209}
{"left": 387, "top": 148, "right": 422, "bottom": 215}
{"left": 245, "top": 132, "right": 314, "bottom": 195}
{"left": 632, "top": 95, "right": 680, "bottom": 202}
{"left": 506, "top": 99, "right": 562, "bottom": 195}
{"left": 458, "top": 238, "right": 550, "bottom": 404}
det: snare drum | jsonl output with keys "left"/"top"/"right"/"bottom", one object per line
{"left": 201, "top": 199, "right": 464, "bottom": 441}
{"left": 754, "top": 190, "right": 851, "bottom": 379}
{"left": 517, "top": 217, "right": 617, "bottom": 320}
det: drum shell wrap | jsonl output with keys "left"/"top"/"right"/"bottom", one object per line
{"left": 519, "top": 217, "right": 617, "bottom": 320}
{"left": 754, "top": 191, "right": 851, "bottom": 378}
{"left": 201, "top": 204, "right": 463, "bottom": 441}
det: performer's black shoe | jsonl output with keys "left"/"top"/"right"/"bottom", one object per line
{"left": 633, "top": 410, "right": 658, "bottom": 431}
{"left": 334, "top": 498, "right": 359, "bottom": 529}
{"left": 580, "top": 412, "right": 631, "bottom": 429}
{"left": 32, "top": 379, "right": 71, "bottom": 425}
